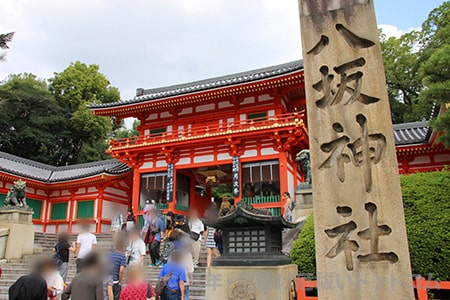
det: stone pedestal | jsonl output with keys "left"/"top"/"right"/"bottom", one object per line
{"left": 0, "top": 208, "right": 35, "bottom": 260}
{"left": 205, "top": 264, "right": 297, "bottom": 300}
{"left": 294, "top": 184, "right": 313, "bottom": 221}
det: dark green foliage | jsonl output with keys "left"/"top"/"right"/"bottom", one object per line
{"left": 0, "top": 74, "right": 67, "bottom": 164}
{"left": 290, "top": 171, "right": 450, "bottom": 280}
{"left": 0, "top": 32, "right": 14, "bottom": 61}
{"left": 401, "top": 170, "right": 450, "bottom": 280}
{"left": 48, "top": 61, "right": 120, "bottom": 164}
{"left": 290, "top": 215, "right": 316, "bottom": 274}
{"left": 0, "top": 62, "right": 120, "bottom": 165}
{"left": 380, "top": 2, "right": 450, "bottom": 144}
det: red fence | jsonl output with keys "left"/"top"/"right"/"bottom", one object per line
{"left": 296, "top": 277, "right": 450, "bottom": 300}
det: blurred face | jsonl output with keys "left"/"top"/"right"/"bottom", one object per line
{"left": 189, "top": 210, "right": 198, "bottom": 219}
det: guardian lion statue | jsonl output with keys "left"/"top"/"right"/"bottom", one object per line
{"left": 4, "top": 179, "right": 28, "bottom": 207}
{"left": 296, "top": 149, "right": 312, "bottom": 185}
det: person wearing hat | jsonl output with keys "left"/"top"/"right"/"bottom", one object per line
{"left": 174, "top": 214, "right": 190, "bottom": 235}
{"left": 126, "top": 208, "right": 137, "bottom": 231}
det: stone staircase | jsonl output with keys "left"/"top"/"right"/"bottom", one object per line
{"left": 0, "top": 232, "right": 207, "bottom": 300}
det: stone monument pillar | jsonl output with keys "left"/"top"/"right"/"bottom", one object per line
{"left": 298, "top": 1, "right": 414, "bottom": 299}
{"left": 0, "top": 208, "right": 34, "bottom": 260}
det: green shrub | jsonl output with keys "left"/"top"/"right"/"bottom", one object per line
{"left": 402, "top": 170, "right": 450, "bottom": 280}
{"left": 291, "top": 214, "right": 316, "bottom": 274}
{"left": 290, "top": 170, "right": 450, "bottom": 280}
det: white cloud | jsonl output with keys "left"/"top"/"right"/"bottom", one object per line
{"left": 378, "top": 24, "right": 406, "bottom": 38}
{"left": 0, "top": 0, "right": 302, "bottom": 100}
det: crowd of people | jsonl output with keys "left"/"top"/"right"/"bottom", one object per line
{"left": 8, "top": 197, "right": 230, "bottom": 300}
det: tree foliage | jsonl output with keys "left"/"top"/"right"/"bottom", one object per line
{"left": 380, "top": 2, "right": 450, "bottom": 145}
{"left": 0, "top": 62, "right": 120, "bottom": 165}
{"left": 115, "top": 120, "right": 140, "bottom": 139}
{"left": 401, "top": 170, "right": 450, "bottom": 280}
{"left": 48, "top": 61, "right": 120, "bottom": 164}
{"left": 0, "top": 74, "right": 67, "bottom": 164}
{"left": 291, "top": 215, "right": 316, "bottom": 274}
{"left": 0, "top": 32, "right": 14, "bottom": 61}
{"left": 290, "top": 170, "right": 450, "bottom": 280}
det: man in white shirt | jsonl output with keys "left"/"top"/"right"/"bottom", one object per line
{"left": 127, "top": 227, "right": 146, "bottom": 266}
{"left": 74, "top": 221, "right": 97, "bottom": 273}
{"left": 188, "top": 210, "right": 204, "bottom": 267}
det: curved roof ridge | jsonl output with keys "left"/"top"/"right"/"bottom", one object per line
{"left": 90, "top": 59, "right": 304, "bottom": 109}
{"left": 0, "top": 151, "right": 130, "bottom": 183}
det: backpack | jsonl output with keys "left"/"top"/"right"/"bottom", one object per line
{"left": 154, "top": 272, "right": 172, "bottom": 296}
{"left": 160, "top": 241, "right": 175, "bottom": 264}
{"left": 214, "top": 229, "right": 223, "bottom": 244}
{"left": 53, "top": 244, "right": 63, "bottom": 267}
{"left": 289, "top": 199, "right": 297, "bottom": 211}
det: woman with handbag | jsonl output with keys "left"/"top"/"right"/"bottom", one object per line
{"left": 145, "top": 209, "right": 165, "bottom": 266}
{"left": 119, "top": 265, "right": 156, "bottom": 300}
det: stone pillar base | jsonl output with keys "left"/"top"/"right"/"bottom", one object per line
{"left": 294, "top": 185, "right": 313, "bottom": 221}
{"left": 0, "top": 208, "right": 34, "bottom": 260}
{"left": 205, "top": 264, "right": 297, "bottom": 300}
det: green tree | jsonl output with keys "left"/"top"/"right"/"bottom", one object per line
{"left": 380, "top": 30, "right": 432, "bottom": 124}
{"left": 419, "top": 3, "right": 450, "bottom": 146}
{"left": 0, "top": 32, "right": 14, "bottom": 61}
{"left": 380, "top": 2, "right": 449, "bottom": 142}
{"left": 115, "top": 119, "right": 140, "bottom": 139}
{"left": 49, "top": 62, "right": 120, "bottom": 164}
{"left": 0, "top": 74, "right": 67, "bottom": 164}
{"left": 291, "top": 215, "right": 316, "bottom": 274}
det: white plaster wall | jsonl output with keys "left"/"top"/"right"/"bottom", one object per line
{"left": 101, "top": 224, "right": 110, "bottom": 233}
{"left": 142, "top": 162, "right": 154, "bottom": 169}
{"left": 58, "top": 224, "right": 68, "bottom": 233}
{"left": 34, "top": 224, "right": 43, "bottom": 233}
{"left": 179, "top": 107, "right": 193, "bottom": 115}
{"left": 88, "top": 187, "right": 97, "bottom": 193}
{"left": 160, "top": 111, "right": 172, "bottom": 118}
{"left": 241, "top": 97, "right": 255, "bottom": 105}
{"left": 156, "top": 160, "right": 167, "bottom": 168}
{"left": 46, "top": 225, "right": 56, "bottom": 234}
{"left": 258, "top": 94, "right": 273, "bottom": 101}
{"left": 217, "top": 153, "right": 231, "bottom": 161}
{"left": 104, "top": 187, "right": 128, "bottom": 198}
{"left": 147, "top": 113, "right": 158, "bottom": 120}
{"left": 218, "top": 101, "right": 233, "bottom": 109}
{"left": 411, "top": 156, "right": 431, "bottom": 164}
{"left": 242, "top": 150, "right": 258, "bottom": 158}
{"left": 102, "top": 201, "right": 129, "bottom": 219}
{"left": 435, "top": 153, "right": 450, "bottom": 163}
{"left": 196, "top": 103, "right": 215, "bottom": 112}
{"left": 178, "top": 157, "right": 191, "bottom": 165}
{"left": 194, "top": 155, "right": 214, "bottom": 163}
{"left": 36, "top": 189, "right": 47, "bottom": 196}
{"left": 261, "top": 148, "right": 278, "bottom": 156}
{"left": 287, "top": 170, "right": 294, "bottom": 197}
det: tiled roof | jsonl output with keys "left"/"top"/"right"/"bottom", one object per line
{"left": 90, "top": 60, "right": 304, "bottom": 109}
{"left": 393, "top": 121, "right": 431, "bottom": 146}
{"left": 0, "top": 151, "right": 131, "bottom": 183}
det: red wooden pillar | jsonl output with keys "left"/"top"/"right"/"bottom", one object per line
{"left": 43, "top": 192, "right": 51, "bottom": 233}
{"left": 415, "top": 277, "right": 429, "bottom": 300}
{"left": 279, "top": 152, "right": 289, "bottom": 215}
{"left": 68, "top": 189, "right": 76, "bottom": 233}
{"left": 96, "top": 185, "right": 105, "bottom": 233}
{"left": 131, "top": 168, "right": 140, "bottom": 212}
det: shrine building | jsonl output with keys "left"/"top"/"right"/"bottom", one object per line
{"left": 0, "top": 60, "right": 449, "bottom": 233}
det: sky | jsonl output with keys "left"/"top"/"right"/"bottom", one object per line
{"left": 0, "top": 0, "right": 445, "bottom": 106}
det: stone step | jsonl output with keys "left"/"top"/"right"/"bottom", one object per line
{"left": 1, "top": 233, "right": 208, "bottom": 299}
